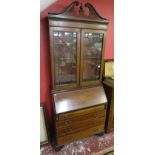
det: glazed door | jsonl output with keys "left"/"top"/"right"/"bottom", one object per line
{"left": 80, "top": 29, "right": 106, "bottom": 86}
{"left": 50, "top": 27, "right": 80, "bottom": 90}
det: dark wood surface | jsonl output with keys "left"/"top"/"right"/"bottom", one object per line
{"left": 49, "top": 22, "right": 108, "bottom": 90}
{"left": 48, "top": 1, "right": 109, "bottom": 90}
{"left": 57, "top": 104, "right": 105, "bottom": 121}
{"left": 54, "top": 104, "right": 107, "bottom": 145}
{"left": 56, "top": 117, "right": 105, "bottom": 136}
{"left": 49, "top": 27, "right": 81, "bottom": 90}
{"left": 80, "top": 29, "right": 107, "bottom": 87}
{"left": 55, "top": 105, "right": 105, "bottom": 131}
{"left": 49, "top": 20, "right": 108, "bottom": 29}
{"left": 48, "top": 1, "right": 109, "bottom": 24}
{"left": 47, "top": 1, "right": 110, "bottom": 148}
{"left": 103, "top": 78, "right": 114, "bottom": 88}
{"left": 103, "top": 79, "right": 114, "bottom": 133}
{"left": 57, "top": 125, "right": 104, "bottom": 145}
{"left": 53, "top": 86, "right": 107, "bottom": 114}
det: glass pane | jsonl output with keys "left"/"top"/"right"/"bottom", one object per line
{"left": 53, "top": 31, "right": 77, "bottom": 86}
{"left": 82, "top": 32, "right": 104, "bottom": 81}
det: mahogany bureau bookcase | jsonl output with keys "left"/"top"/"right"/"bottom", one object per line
{"left": 48, "top": 1, "right": 109, "bottom": 149}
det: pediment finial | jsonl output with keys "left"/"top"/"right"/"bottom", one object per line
{"left": 48, "top": 1, "right": 109, "bottom": 24}
{"left": 79, "top": 3, "right": 84, "bottom": 15}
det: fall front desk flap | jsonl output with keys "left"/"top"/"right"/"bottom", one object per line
{"left": 53, "top": 86, "right": 107, "bottom": 114}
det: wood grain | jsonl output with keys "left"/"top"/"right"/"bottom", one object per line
{"left": 49, "top": 27, "right": 81, "bottom": 90}
{"left": 47, "top": 1, "right": 109, "bottom": 148}
{"left": 53, "top": 86, "right": 107, "bottom": 114}
{"left": 57, "top": 125, "right": 104, "bottom": 145}
{"left": 103, "top": 79, "right": 114, "bottom": 133}
{"left": 56, "top": 117, "right": 105, "bottom": 136}
{"left": 57, "top": 104, "right": 104, "bottom": 120}
{"left": 80, "top": 29, "right": 107, "bottom": 87}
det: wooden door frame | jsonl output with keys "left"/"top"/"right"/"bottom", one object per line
{"left": 80, "top": 29, "right": 107, "bottom": 87}
{"left": 49, "top": 27, "right": 81, "bottom": 90}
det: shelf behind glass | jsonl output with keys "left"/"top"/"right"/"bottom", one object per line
{"left": 53, "top": 31, "right": 77, "bottom": 86}
{"left": 82, "top": 32, "right": 104, "bottom": 82}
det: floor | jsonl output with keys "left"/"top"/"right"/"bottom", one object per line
{"left": 40, "top": 132, "right": 114, "bottom": 155}
{"left": 105, "top": 152, "right": 114, "bottom": 155}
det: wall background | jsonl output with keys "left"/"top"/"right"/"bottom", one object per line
{"left": 40, "top": 0, "right": 57, "bottom": 12}
{"left": 40, "top": 0, "right": 114, "bottom": 139}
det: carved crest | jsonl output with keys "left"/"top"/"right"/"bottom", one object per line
{"left": 48, "top": 1, "right": 109, "bottom": 24}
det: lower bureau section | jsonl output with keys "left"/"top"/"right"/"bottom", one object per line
{"left": 54, "top": 104, "right": 107, "bottom": 146}
{"left": 56, "top": 117, "right": 105, "bottom": 136}
{"left": 57, "top": 125, "right": 104, "bottom": 145}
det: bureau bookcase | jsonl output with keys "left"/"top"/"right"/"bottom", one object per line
{"left": 48, "top": 1, "right": 109, "bottom": 149}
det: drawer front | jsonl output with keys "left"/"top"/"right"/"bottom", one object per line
{"left": 56, "top": 110, "right": 105, "bottom": 129}
{"left": 57, "top": 117, "right": 105, "bottom": 136}
{"left": 58, "top": 105, "right": 105, "bottom": 121}
{"left": 57, "top": 125, "right": 104, "bottom": 145}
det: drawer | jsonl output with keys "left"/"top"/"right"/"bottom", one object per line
{"left": 56, "top": 110, "right": 105, "bottom": 128}
{"left": 57, "top": 125, "right": 104, "bottom": 145}
{"left": 57, "top": 117, "right": 105, "bottom": 136}
{"left": 57, "top": 105, "right": 105, "bottom": 121}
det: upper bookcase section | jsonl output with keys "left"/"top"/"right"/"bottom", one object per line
{"left": 48, "top": 1, "right": 109, "bottom": 25}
